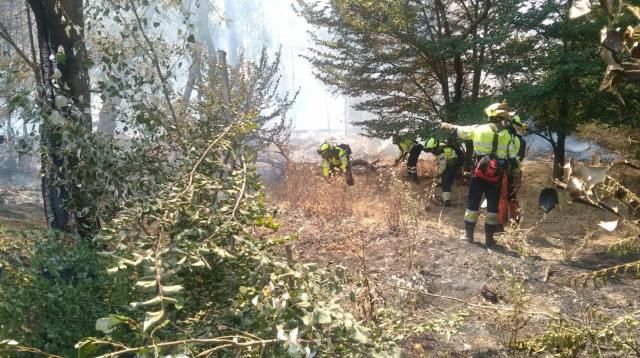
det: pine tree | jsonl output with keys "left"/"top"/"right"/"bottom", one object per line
{"left": 295, "top": 0, "right": 520, "bottom": 138}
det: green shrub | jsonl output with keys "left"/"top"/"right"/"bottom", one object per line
{"left": 0, "top": 235, "right": 132, "bottom": 357}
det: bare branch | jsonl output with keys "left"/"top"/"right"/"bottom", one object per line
{"left": 127, "top": 0, "right": 182, "bottom": 137}
{"left": 0, "top": 19, "right": 38, "bottom": 74}
{"left": 90, "top": 336, "right": 279, "bottom": 358}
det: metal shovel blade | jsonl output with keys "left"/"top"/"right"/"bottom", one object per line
{"left": 539, "top": 188, "right": 559, "bottom": 213}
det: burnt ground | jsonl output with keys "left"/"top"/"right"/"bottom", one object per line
{"left": 264, "top": 158, "right": 640, "bottom": 357}
{"left": 0, "top": 184, "right": 45, "bottom": 229}
{"left": 1, "top": 157, "right": 638, "bottom": 356}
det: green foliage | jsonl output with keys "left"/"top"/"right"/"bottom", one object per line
{"left": 48, "top": 120, "right": 175, "bottom": 235}
{"left": 1, "top": 0, "right": 404, "bottom": 356}
{"left": 83, "top": 112, "right": 400, "bottom": 355}
{"left": 609, "top": 236, "right": 640, "bottom": 257}
{"left": 498, "top": 1, "right": 612, "bottom": 131}
{"left": 0, "top": 234, "right": 132, "bottom": 357}
{"left": 295, "top": 0, "right": 520, "bottom": 138}
{"left": 513, "top": 315, "right": 640, "bottom": 357}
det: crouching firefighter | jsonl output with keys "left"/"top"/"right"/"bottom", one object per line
{"left": 317, "top": 142, "right": 354, "bottom": 186}
{"left": 392, "top": 134, "right": 423, "bottom": 183}
{"left": 423, "top": 138, "right": 462, "bottom": 207}
{"left": 440, "top": 101, "right": 517, "bottom": 247}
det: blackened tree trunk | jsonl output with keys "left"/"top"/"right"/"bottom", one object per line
{"left": 27, "top": 0, "right": 91, "bottom": 233}
{"left": 553, "top": 131, "right": 566, "bottom": 180}
{"left": 552, "top": 96, "right": 569, "bottom": 180}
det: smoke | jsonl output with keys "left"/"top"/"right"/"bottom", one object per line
{"left": 524, "top": 134, "right": 616, "bottom": 161}
{"left": 289, "top": 129, "right": 401, "bottom": 162}
{"left": 0, "top": 143, "right": 39, "bottom": 188}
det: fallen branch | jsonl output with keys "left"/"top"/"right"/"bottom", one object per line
{"left": 90, "top": 336, "right": 279, "bottom": 358}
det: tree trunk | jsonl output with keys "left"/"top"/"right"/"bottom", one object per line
{"left": 552, "top": 94, "right": 570, "bottom": 180}
{"left": 97, "top": 97, "right": 116, "bottom": 136}
{"left": 471, "top": 25, "right": 486, "bottom": 100}
{"left": 223, "top": 0, "right": 239, "bottom": 65}
{"left": 28, "top": 0, "right": 92, "bottom": 233}
{"left": 452, "top": 54, "right": 463, "bottom": 105}
{"left": 29, "top": 0, "right": 69, "bottom": 231}
{"left": 553, "top": 131, "right": 566, "bottom": 180}
{"left": 183, "top": 46, "right": 202, "bottom": 104}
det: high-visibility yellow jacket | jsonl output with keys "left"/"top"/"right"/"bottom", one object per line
{"left": 395, "top": 138, "right": 417, "bottom": 162}
{"left": 321, "top": 146, "right": 349, "bottom": 176}
{"left": 455, "top": 123, "right": 517, "bottom": 160}
{"left": 436, "top": 145, "right": 458, "bottom": 175}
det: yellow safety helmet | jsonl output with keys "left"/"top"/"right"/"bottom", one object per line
{"left": 424, "top": 137, "right": 439, "bottom": 150}
{"left": 317, "top": 142, "right": 331, "bottom": 155}
{"left": 484, "top": 100, "right": 510, "bottom": 119}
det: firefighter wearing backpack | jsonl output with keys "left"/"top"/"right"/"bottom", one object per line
{"left": 317, "top": 142, "right": 354, "bottom": 186}
{"left": 423, "top": 138, "right": 461, "bottom": 207}
{"left": 392, "top": 134, "right": 423, "bottom": 183}
{"left": 440, "top": 101, "right": 519, "bottom": 247}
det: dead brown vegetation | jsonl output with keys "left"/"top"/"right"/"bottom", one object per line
{"left": 264, "top": 156, "right": 640, "bottom": 356}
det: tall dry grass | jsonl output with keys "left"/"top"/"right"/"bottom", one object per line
{"left": 268, "top": 158, "right": 439, "bottom": 227}
{"left": 272, "top": 163, "right": 353, "bottom": 222}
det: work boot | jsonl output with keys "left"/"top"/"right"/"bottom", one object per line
{"left": 485, "top": 224, "right": 497, "bottom": 248}
{"left": 410, "top": 173, "right": 419, "bottom": 184}
{"left": 444, "top": 200, "right": 452, "bottom": 207}
{"left": 464, "top": 222, "right": 475, "bottom": 243}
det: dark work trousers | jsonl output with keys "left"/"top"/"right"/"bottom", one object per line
{"left": 441, "top": 163, "right": 460, "bottom": 193}
{"left": 464, "top": 176, "right": 501, "bottom": 227}
{"left": 406, "top": 144, "right": 424, "bottom": 180}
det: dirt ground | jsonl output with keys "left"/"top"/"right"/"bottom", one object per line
{"left": 1, "top": 155, "right": 638, "bottom": 356}
{"left": 264, "top": 158, "right": 640, "bottom": 357}
{"left": 0, "top": 185, "right": 45, "bottom": 229}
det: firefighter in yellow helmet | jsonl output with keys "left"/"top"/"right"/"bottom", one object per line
{"left": 391, "top": 134, "right": 423, "bottom": 183}
{"left": 440, "top": 100, "right": 519, "bottom": 247}
{"left": 423, "top": 137, "right": 461, "bottom": 207}
{"left": 317, "top": 142, "right": 354, "bottom": 185}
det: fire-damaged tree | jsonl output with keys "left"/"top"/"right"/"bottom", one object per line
{"left": 27, "top": 0, "right": 92, "bottom": 233}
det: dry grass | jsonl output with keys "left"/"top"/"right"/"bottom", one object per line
{"left": 270, "top": 163, "right": 353, "bottom": 222}
{"left": 269, "top": 159, "right": 438, "bottom": 224}
{"left": 263, "top": 156, "right": 640, "bottom": 356}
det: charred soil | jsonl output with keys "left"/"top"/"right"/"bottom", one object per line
{"left": 264, "top": 158, "right": 640, "bottom": 356}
